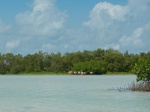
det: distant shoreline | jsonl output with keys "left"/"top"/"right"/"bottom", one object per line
{"left": 0, "top": 72, "right": 133, "bottom": 75}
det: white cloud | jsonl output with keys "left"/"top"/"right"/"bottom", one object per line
{"left": 1, "top": 0, "right": 150, "bottom": 54}
{"left": 83, "top": 0, "right": 150, "bottom": 53}
{"left": 129, "top": 0, "right": 150, "bottom": 12}
{"left": 16, "top": 0, "right": 67, "bottom": 37}
{"left": 119, "top": 28, "right": 143, "bottom": 47}
{"left": 5, "top": 0, "right": 68, "bottom": 54}
{"left": 1, "top": 0, "right": 67, "bottom": 54}
{"left": 84, "top": 2, "right": 128, "bottom": 29}
{"left": 119, "top": 23, "right": 150, "bottom": 51}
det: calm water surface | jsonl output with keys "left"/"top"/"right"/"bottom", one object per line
{"left": 0, "top": 75, "right": 150, "bottom": 112}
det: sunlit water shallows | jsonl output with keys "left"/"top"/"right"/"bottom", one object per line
{"left": 0, "top": 75, "right": 150, "bottom": 112}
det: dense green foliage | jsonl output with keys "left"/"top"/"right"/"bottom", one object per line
{"left": 133, "top": 52, "right": 150, "bottom": 82}
{"left": 0, "top": 48, "right": 142, "bottom": 75}
{"left": 130, "top": 52, "right": 150, "bottom": 92}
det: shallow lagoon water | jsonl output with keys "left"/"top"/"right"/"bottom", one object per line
{"left": 0, "top": 75, "right": 150, "bottom": 112}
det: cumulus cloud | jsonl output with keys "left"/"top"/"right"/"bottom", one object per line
{"left": 9, "top": 0, "right": 69, "bottom": 54}
{"left": 84, "top": 2, "right": 128, "bottom": 28}
{"left": 16, "top": 0, "right": 67, "bottom": 37}
{"left": 119, "top": 28, "right": 144, "bottom": 47}
{"left": 118, "top": 23, "right": 150, "bottom": 52}
{"left": 1, "top": 0, "right": 150, "bottom": 54}
{"left": 0, "top": 0, "right": 68, "bottom": 55}
{"left": 83, "top": 0, "right": 150, "bottom": 53}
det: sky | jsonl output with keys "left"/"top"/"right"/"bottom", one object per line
{"left": 0, "top": 0, "right": 150, "bottom": 55}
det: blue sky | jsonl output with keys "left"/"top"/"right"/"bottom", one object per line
{"left": 56, "top": 0, "right": 127, "bottom": 28}
{"left": 0, "top": 0, "right": 150, "bottom": 55}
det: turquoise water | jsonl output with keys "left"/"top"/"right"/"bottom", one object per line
{"left": 0, "top": 75, "right": 150, "bottom": 112}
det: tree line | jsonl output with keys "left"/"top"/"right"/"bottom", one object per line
{"left": 0, "top": 48, "right": 149, "bottom": 75}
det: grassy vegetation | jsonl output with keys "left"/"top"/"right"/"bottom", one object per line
{"left": 1, "top": 71, "right": 133, "bottom": 75}
{"left": 128, "top": 82, "right": 150, "bottom": 92}
{"left": 0, "top": 71, "right": 69, "bottom": 75}
{"left": 116, "top": 81, "right": 150, "bottom": 92}
{"left": 21, "top": 72, "right": 68, "bottom": 75}
{"left": 106, "top": 72, "right": 132, "bottom": 75}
